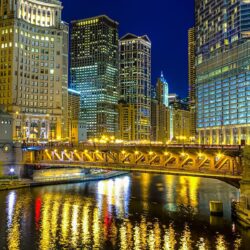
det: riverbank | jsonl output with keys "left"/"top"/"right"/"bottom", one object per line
{"left": 0, "top": 171, "right": 128, "bottom": 191}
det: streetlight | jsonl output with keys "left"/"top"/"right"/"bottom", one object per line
{"left": 9, "top": 168, "right": 15, "bottom": 180}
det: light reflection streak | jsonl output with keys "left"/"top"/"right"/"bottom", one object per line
{"left": 2, "top": 174, "right": 242, "bottom": 249}
{"left": 215, "top": 234, "right": 227, "bottom": 250}
{"left": 7, "top": 196, "right": 22, "bottom": 250}
{"left": 82, "top": 203, "right": 90, "bottom": 246}
{"left": 164, "top": 175, "right": 177, "bottom": 211}
{"left": 196, "top": 237, "right": 208, "bottom": 250}
{"left": 141, "top": 173, "right": 151, "bottom": 211}
{"left": 60, "top": 201, "right": 70, "bottom": 245}
{"left": 133, "top": 225, "right": 141, "bottom": 250}
{"left": 93, "top": 207, "right": 101, "bottom": 248}
{"left": 39, "top": 195, "right": 52, "bottom": 250}
{"left": 7, "top": 191, "right": 16, "bottom": 228}
{"left": 178, "top": 176, "right": 200, "bottom": 209}
{"left": 163, "top": 223, "right": 177, "bottom": 249}
{"left": 71, "top": 204, "right": 79, "bottom": 247}
{"left": 179, "top": 224, "right": 192, "bottom": 250}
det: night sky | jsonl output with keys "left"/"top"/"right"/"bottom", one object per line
{"left": 61, "top": 0, "right": 194, "bottom": 98}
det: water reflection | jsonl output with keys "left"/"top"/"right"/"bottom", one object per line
{"left": 0, "top": 174, "right": 248, "bottom": 249}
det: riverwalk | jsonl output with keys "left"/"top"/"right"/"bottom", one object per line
{"left": 0, "top": 171, "right": 128, "bottom": 191}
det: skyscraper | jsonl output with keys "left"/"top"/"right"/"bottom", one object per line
{"left": 0, "top": 0, "right": 68, "bottom": 142}
{"left": 70, "top": 15, "right": 119, "bottom": 139}
{"left": 195, "top": 0, "right": 250, "bottom": 145}
{"left": 188, "top": 27, "right": 196, "bottom": 139}
{"left": 156, "top": 72, "right": 169, "bottom": 107}
{"left": 151, "top": 72, "right": 169, "bottom": 142}
{"left": 119, "top": 33, "right": 151, "bottom": 141}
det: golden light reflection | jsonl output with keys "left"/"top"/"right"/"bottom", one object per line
{"left": 120, "top": 222, "right": 127, "bottom": 250}
{"left": 178, "top": 176, "right": 200, "bottom": 209}
{"left": 7, "top": 197, "right": 22, "bottom": 250}
{"left": 141, "top": 173, "right": 151, "bottom": 210}
{"left": 215, "top": 234, "right": 227, "bottom": 250}
{"left": 51, "top": 197, "right": 60, "bottom": 242}
{"left": 93, "top": 207, "right": 101, "bottom": 248}
{"left": 154, "top": 221, "right": 161, "bottom": 249}
{"left": 60, "top": 201, "right": 70, "bottom": 245}
{"left": 39, "top": 195, "right": 52, "bottom": 250}
{"left": 196, "top": 237, "right": 208, "bottom": 250}
{"left": 82, "top": 203, "right": 91, "bottom": 246}
{"left": 2, "top": 174, "right": 242, "bottom": 249}
{"left": 163, "top": 223, "right": 177, "bottom": 250}
{"left": 140, "top": 216, "right": 148, "bottom": 249}
{"left": 133, "top": 225, "right": 141, "bottom": 250}
{"left": 179, "top": 224, "right": 192, "bottom": 250}
{"left": 71, "top": 205, "right": 79, "bottom": 248}
{"left": 164, "top": 175, "right": 176, "bottom": 211}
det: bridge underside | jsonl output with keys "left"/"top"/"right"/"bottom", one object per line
{"left": 24, "top": 145, "right": 242, "bottom": 185}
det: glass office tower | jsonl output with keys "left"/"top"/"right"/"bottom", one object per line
{"left": 71, "top": 15, "right": 119, "bottom": 138}
{"left": 196, "top": 0, "right": 250, "bottom": 145}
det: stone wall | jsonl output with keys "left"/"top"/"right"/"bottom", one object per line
{"left": 239, "top": 146, "right": 250, "bottom": 209}
{"left": 0, "top": 144, "right": 24, "bottom": 177}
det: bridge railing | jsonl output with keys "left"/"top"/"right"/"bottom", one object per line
{"left": 21, "top": 142, "right": 243, "bottom": 152}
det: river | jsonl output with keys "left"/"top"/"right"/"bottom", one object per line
{"left": 0, "top": 173, "right": 249, "bottom": 249}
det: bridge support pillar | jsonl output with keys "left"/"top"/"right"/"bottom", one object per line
{"left": 236, "top": 146, "right": 250, "bottom": 227}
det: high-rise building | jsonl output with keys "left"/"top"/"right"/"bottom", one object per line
{"left": 195, "top": 0, "right": 250, "bottom": 145}
{"left": 70, "top": 15, "right": 119, "bottom": 139}
{"left": 151, "top": 73, "right": 169, "bottom": 142}
{"left": 0, "top": 0, "right": 68, "bottom": 142}
{"left": 188, "top": 27, "right": 196, "bottom": 139}
{"left": 119, "top": 33, "right": 151, "bottom": 141}
{"left": 156, "top": 72, "right": 169, "bottom": 107}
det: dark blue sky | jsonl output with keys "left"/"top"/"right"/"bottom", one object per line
{"left": 62, "top": 0, "right": 194, "bottom": 98}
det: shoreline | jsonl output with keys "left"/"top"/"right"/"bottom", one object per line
{"left": 0, "top": 171, "right": 129, "bottom": 191}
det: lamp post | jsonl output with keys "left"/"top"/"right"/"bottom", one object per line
{"left": 9, "top": 168, "right": 15, "bottom": 180}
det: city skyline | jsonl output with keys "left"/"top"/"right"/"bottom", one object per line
{"left": 62, "top": 0, "right": 195, "bottom": 98}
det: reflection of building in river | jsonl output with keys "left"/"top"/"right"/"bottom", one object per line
{"left": 2, "top": 176, "right": 242, "bottom": 249}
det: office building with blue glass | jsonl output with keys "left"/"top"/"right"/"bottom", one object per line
{"left": 196, "top": 0, "right": 250, "bottom": 145}
{"left": 70, "top": 15, "right": 119, "bottom": 138}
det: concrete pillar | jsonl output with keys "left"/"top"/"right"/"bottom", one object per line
{"left": 216, "top": 129, "right": 220, "bottom": 145}
{"left": 238, "top": 128, "right": 241, "bottom": 145}
{"left": 230, "top": 128, "right": 234, "bottom": 145}
{"left": 209, "top": 129, "right": 213, "bottom": 145}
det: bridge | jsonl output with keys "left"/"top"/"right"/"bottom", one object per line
{"left": 23, "top": 143, "right": 243, "bottom": 183}
{"left": 21, "top": 143, "right": 250, "bottom": 227}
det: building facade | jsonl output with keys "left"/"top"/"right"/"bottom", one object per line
{"left": 0, "top": 108, "right": 12, "bottom": 143}
{"left": 71, "top": 15, "right": 119, "bottom": 139}
{"left": 68, "top": 88, "right": 86, "bottom": 143}
{"left": 195, "top": 0, "right": 250, "bottom": 145}
{"left": 151, "top": 73, "right": 169, "bottom": 142}
{"left": 0, "top": 0, "right": 69, "bottom": 142}
{"left": 188, "top": 27, "right": 196, "bottom": 138}
{"left": 172, "top": 108, "right": 191, "bottom": 143}
{"left": 119, "top": 33, "right": 151, "bottom": 141}
{"left": 118, "top": 101, "right": 136, "bottom": 141}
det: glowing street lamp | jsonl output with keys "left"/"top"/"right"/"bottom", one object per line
{"left": 9, "top": 168, "right": 15, "bottom": 180}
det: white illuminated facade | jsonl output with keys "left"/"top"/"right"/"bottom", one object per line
{"left": 0, "top": 0, "right": 68, "bottom": 142}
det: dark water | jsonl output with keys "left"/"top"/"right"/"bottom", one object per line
{"left": 0, "top": 173, "right": 249, "bottom": 249}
